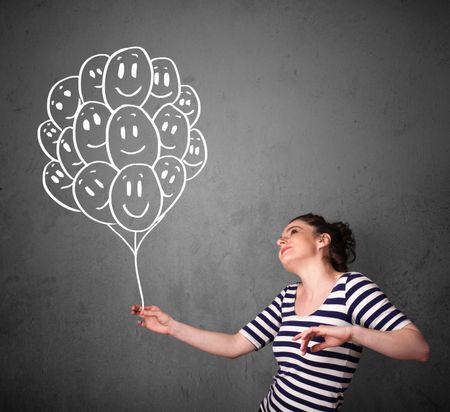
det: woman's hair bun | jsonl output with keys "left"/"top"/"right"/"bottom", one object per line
{"left": 289, "top": 213, "right": 356, "bottom": 271}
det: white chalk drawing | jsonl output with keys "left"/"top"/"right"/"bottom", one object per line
{"left": 37, "top": 46, "right": 208, "bottom": 308}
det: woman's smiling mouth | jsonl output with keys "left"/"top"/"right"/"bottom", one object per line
{"left": 280, "top": 246, "right": 292, "bottom": 256}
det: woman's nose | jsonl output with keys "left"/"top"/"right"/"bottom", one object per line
{"left": 277, "top": 237, "right": 286, "bottom": 247}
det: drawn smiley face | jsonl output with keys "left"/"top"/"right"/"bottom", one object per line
{"left": 79, "top": 54, "right": 109, "bottom": 103}
{"left": 110, "top": 164, "right": 162, "bottom": 231}
{"left": 107, "top": 105, "right": 160, "bottom": 170}
{"left": 151, "top": 57, "right": 180, "bottom": 101}
{"left": 47, "top": 76, "right": 81, "bottom": 129}
{"left": 38, "top": 119, "right": 61, "bottom": 161}
{"left": 182, "top": 128, "right": 207, "bottom": 181}
{"left": 73, "top": 161, "right": 117, "bottom": 224}
{"left": 43, "top": 160, "right": 79, "bottom": 212}
{"left": 153, "top": 104, "right": 189, "bottom": 158}
{"left": 154, "top": 156, "right": 186, "bottom": 217}
{"left": 174, "top": 85, "right": 201, "bottom": 127}
{"left": 103, "top": 47, "right": 153, "bottom": 110}
{"left": 57, "top": 127, "right": 85, "bottom": 179}
{"left": 74, "top": 101, "right": 111, "bottom": 164}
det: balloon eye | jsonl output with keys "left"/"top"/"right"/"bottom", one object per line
{"left": 89, "top": 70, "right": 95, "bottom": 78}
{"left": 169, "top": 175, "right": 175, "bottom": 184}
{"left": 64, "top": 90, "right": 72, "bottom": 97}
{"left": 93, "top": 113, "right": 101, "bottom": 126}
{"left": 170, "top": 125, "right": 177, "bottom": 135}
{"left": 162, "top": 122, "right": 168, "bottom": 132}
{"left": 131, "top": 63, "right": 137, "bottom": 79}
{"left": 137, "top": 180, "right": 142, "bottom": 197}
{"left": 161, "top": 169, "right": 168, "bottom": 179}
{"left": 132, "top": 125, "right": 138, "bottom": 137}
{"left": 154, "top": 72, "right": 160, "bottom": 85}
{"left": 164, "top": 72, "right": 170, "bottom": 87}
{"left": 83, "top": 119, "right": 90, "bottom": 131}
{"left": 118, "top": 63, "right": 125, "bottom": 79}
{"left": 120, "top": 126, "right": 126, "bottom": 139}
{"left": 126, "top": 181, "right": 132, "bottom": 196}
{"left": 51, "top": 175, "right": 60, "bottom": 184}
{"left": 85, "top": 186, "right": 95, "bottom": 197}
{"left": 189, "top": 145, "right": 194, "bottom": 155}
{"left": 96, "top": 68, "right": 102, "bottom": 75}
{"left": 94, "top": 179, "right": 104, "bottom": 189}
{"left": 56, "top": 170, "right": 64, "bottom": 178}
{"left": 195, "top": 147, "right": 200, "bottom": 156}
{"left": 186, "top": 100, "right": 191, "bottom": 106}
{"left": 179, "top": 99, "right": 185, "bottom": 106}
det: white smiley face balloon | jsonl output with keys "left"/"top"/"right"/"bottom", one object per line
{"left": 153, "top": 103, "right": 189, "bottom": 158}
{"left": 43, "top": 161, "right": 79, "bottom": 212}
{"left": 107, "top": 105, "right": 160, "bottom": 170}
{"left": 182, "top": 128, "right": 207, "bottom": 181}
{"left": 110, "top": 164, "right": 162, "bottom": 232}
{"left": 174, "top": 85, "right": 201, "bottom": 127}
{"left": 73, "top": 161, "right": 117, "bottom": 224}
{"left": 57, "top": 127, "right": 85, "bottom": 179}
{"left": 154, "top": 155, "right": 186, "bottom": 217}
{"left": 79, "top": 54, "right": 109, "bottom": 103}
{"left": 74, "top": 101, "right": 111, "bottom": 164}
{"left": 47, "top": 76, "right": 81, "bottom": 129}
{"left": 37, "top": 119, "right": 61, "bottom": 161}
{"left": 103, "top": 47, "right": 153, "bottom": 110}
{"left": 151, "top": 57, "right": 180, "bottom": 102}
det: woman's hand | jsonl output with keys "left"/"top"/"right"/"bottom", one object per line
{"left": 292, "top": 325, "right": 353, "bottom": 355}
{"left": 131, "top": 305, "right": 174, "bottom": 335}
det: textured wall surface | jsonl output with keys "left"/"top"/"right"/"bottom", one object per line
{"left": 1, "top": 1, "right": 449, "bottom": 411}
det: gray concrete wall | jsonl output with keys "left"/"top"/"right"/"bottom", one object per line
{"left": 1, "top": 0, "right": 449, "bottom": 410}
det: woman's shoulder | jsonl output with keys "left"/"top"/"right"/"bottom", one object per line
{"left": 342, "top": 271, "right": 381, "bottom": 293}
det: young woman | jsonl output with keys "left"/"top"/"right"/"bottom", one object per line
{"left": 131, "top": 213, "right": 429, "bottom": 411}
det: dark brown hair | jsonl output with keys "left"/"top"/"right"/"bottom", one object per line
{"left": 289, "top": 213, "right": 356, "bottom": 272}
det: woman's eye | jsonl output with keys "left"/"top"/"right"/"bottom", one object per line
{"left": 290, "top": 229, "right": 297, "bottom": 235}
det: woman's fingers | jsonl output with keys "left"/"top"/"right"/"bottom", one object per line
{"left": 311, "top": 342, "right": 328, "bottom": 353}
{"left": 131, "top": 304, "right": 162, "bottom": 315}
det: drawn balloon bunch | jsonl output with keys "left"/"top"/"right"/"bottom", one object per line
{"left": 37, "top": 46, "right": 207, "bottom": 306}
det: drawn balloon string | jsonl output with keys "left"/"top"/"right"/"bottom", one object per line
{"left": 38, "top": 46, "right": 207, "bottom": 309}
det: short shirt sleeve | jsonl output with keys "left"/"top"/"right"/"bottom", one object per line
{"left": 345, "top": 273, "right": 412, "bottom": 331}
{"left": 238, "top": 286, "right": 289, "bottom": 351}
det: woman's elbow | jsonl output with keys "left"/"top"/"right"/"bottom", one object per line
{"left": 417, "top": 341, "right": 430, "bottom": 363}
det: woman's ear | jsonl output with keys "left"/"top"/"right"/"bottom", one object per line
{"left": 318, "top": 233, "right": 332, "bottom": 249}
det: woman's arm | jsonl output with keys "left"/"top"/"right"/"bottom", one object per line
{"left": 131, "top": 305, "right": 256, "bottom": 359}
{"left": 350, "top": 323, "right": 429, "bottom": 362}
{"left": 293, "top": 323, "right": 430, "bottom": 362}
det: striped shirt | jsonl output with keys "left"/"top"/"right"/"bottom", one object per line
{"left": 239, "top": 272, "right": 412, "bottom": 412}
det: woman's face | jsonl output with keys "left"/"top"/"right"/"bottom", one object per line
{"left": 276, "top": 220, "right": 323, "bottom": 272}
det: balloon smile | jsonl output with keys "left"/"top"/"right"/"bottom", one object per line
{"left": 96, "top": 199, "right": 109, "bottom": 210}
{"left": 87, "top": 141, "right": 106, "bottom": 149}
{"left": 154, "top": 91, "right": 173, "bottom": 98}
{"left": 123, "top": 202, "right": 149, "bottom": 218}
{"left": 184, "top": 160, "right": 202, "bottom": 167}
{"left": 160, "top": 142, "right": 176, "bottom": 150}
{"left": 120, "top": 145, "right": 146, "bottom": 155}
{"left": 184, "top": 109, "right": 194, "bottom": 115}
{"left": 115, "top": 86, "right": 142, "bottom": 97}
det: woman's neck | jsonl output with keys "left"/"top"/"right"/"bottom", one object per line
{"left": 294, "top": 262, "right": 343, "bottom": 298}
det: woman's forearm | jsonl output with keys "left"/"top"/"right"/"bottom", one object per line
{"left": 351, "top": 325, "right": 429, "bottom": 362}
{"left": 168, "top": 319, "right": 239, "bottom": 359}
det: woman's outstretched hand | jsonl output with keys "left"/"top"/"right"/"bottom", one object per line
{"left": 131, "top": 305, "right": 174, "bottom": 335}
{"left": 292, "top": 325, "right": 353, "bottom": 356}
